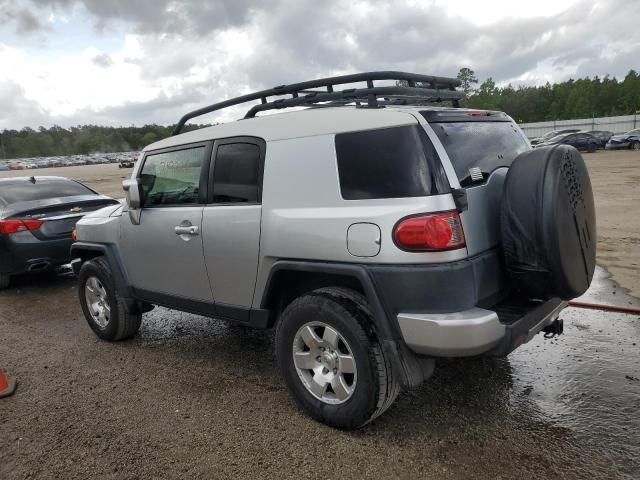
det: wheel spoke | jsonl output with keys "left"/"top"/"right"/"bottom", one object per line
{"left": 294, "top": 351, "right": 317, "bottom": 370}
{"left": 331, "top": 375, "right": 351, "bottom": 401}
{"left": 299, "top": 325, "right": 321, "bottom": 349}
{"left": 322, "top": 326, "right": 339, "bottom": 348}
{"left": 338, "top": 354, "right": 355, "bottom": 374}
{"left": 310, "top": 373, "right": 328, "bottom": 397}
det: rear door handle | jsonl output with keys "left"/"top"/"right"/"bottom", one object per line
{"left": 174, "top": 225, "right": 199, "bottom": 236}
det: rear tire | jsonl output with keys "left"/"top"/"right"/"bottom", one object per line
{"left": 632, "top": 141, "right": 640, "bottom": 151}
{"left": 587, "top": 143, "right": 596, "bottom": 153}
{"left": 0, "top": 273, "right": 10, "bottom": 290}
{"left": 78, "top": 257, "right": 141, "bottom": 341}
{"left": 275, "top": 288, "right": 399, "bottom": 429}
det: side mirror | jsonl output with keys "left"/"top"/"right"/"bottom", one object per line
{"left": 123, "top": 179, "right": 141, "bottom": 209}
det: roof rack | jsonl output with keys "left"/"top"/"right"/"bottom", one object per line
{"left": 171, "top": 71, "right": 463, "bottom": 135}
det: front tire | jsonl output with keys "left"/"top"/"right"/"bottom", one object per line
{"left": 0, "top": 273, "right": 10, "bottom": 290}
{"left": 78, "top": 257, "right": 141, "bottom": 341}
{"left": 275, "top": 288, "right": 399, "bottom": 429}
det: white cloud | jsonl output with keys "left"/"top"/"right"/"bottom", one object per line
{"left": 0, "top": 0, "right": 638, "bottom": 128}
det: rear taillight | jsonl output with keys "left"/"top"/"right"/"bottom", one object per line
{"left": 393, "top": 211, "right": 466, "bottom": 251}
{"left": 0, "top": 219, "right": 44, "bottom": 235}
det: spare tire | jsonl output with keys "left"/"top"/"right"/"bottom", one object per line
{"left": 501, "top": 145, "right": 596, "bottom": 300}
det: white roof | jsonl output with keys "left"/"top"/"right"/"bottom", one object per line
{"left": 145, "top": 107, "right": 425, "bottom": 152}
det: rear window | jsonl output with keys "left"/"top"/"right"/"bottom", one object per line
{"left": 0, "top": 179, "right": 94, "bottom": 205}
{"left": 430, "top": 121, "right": 529, "bottom": 183}
{"left": 335, "top": 125, "right": 449, "bottom": 200}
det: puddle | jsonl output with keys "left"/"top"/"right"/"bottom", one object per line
{"left": 507, "top": 265, "right": 640, "bottom": 472}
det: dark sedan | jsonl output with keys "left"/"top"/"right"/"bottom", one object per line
{"left": 0, "top": 176, "right": 119, "bottom": 289}
{"left": 586, "top": 130, "right": 614, "bottom": 148}
{"left": 605, "top": 129, "right": 640, "bottom": 150}
{"left": 534, "top": 132, "right": 600, "bottom": 152}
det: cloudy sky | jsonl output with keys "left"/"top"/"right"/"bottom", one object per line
{"left": 0, "top": 0, "right": 638, "bottom": 129}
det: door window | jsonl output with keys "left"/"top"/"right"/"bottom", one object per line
{"left": 139, "top": 146, "right": 205, "bottom": 206}
{"left": 211, "top": 143, "right": 263, "bottom": 204}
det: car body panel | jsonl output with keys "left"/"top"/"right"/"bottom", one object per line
{"left": 118, "top": 206, "right": 213, "bottom": 302}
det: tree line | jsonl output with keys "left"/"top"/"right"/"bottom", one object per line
{"left": 460, "top": 68, "right": 640, "bottom": 123}
{"left": 2, "top": 69, "right": 640, "bottom": 159}
{"left": 0, "top": 124, "right": 207, "bottom": 160}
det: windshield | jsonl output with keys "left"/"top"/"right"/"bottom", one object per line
{"left": 431, "top": 121, "right": 529, "bottom": 183}
{"left": 625, "top": 129, "right": 640, "bottom": 135}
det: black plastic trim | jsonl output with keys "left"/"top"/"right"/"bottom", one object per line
{"left": 132, "top": 288, "right": 270, "bottom": 328}
{"left": 489, "top": 298, "right": 565, "bottom": 357}
{"left": 262, "top": 260, "right": 400, "bottom": 340}
{"left": 261, "top": 260, "right": 439, "bottom": 388}
{"left": 70, "top": 241, "right": 139, "bottom": 312}
{"left": 365, "top": 249, "right": 506, "bottom": 316}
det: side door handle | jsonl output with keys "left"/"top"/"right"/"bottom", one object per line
{"left": 175, "top": 225, "right": 199, "bottom": 236}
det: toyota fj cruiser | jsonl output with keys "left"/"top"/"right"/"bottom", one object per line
{"left": 71, "top": 72, "right": 596, "bottom": 429}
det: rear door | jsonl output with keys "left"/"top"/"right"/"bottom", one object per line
{"left": 119, "top": 143, "right": 214, "bottom": 302}
{"left": 202, "top": 137, "right": 265, "bottom": 320}
{"left": 421, "top": 111, "right": 530, "bottom": 256}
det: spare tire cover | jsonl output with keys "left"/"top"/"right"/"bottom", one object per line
{"left": 501, "top": 145, "right": 596, "bottom": 300}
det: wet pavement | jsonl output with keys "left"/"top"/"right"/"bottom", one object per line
{"left": 0, "top": 268, "right": 639, "bottom": 479}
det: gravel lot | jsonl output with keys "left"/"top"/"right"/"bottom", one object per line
{"left": 1, "top": 149, "right": 639, "bottom": 479}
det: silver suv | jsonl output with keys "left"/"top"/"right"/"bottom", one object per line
{"left": 72, "top": 72, "right": 596, "bottom": 429}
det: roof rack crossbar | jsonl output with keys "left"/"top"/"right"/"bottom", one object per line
{"left": 171, "top": 71, "right": 462, "bottom": 135}
{"left": 244, "top": 86, "right": 464, "bottom": 118}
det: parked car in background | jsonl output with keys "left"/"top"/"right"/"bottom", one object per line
{"left": 0, "top": 163, "right": 9, "bottom": 171}
{"left": 586, "top": 130, "right": 614, "bottom": 148}
{"left": 535, "top": 132, "right": 600, "bottom": 152}
{"left": 530, "top": 128, "right": 581, "bottom": 146}
{"left": 0, "top": 176, "right": 119, "bottom": 289}
{"left": 118, "top": 158, "right": 135, "bottom": 168}
{"left": 606, "top": 129, "right": 640, "bottom": 150}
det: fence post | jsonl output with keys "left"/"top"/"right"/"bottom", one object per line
{"left": 635, "top": 114, "right": 637, "bottom": 129}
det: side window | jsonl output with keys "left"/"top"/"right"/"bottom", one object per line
{"left": 211, "top": 142, "right": 262, "bottom": 204}
{"left": 335, "top": 125, "right": 449, "bottom": 200}
{"left": 140, "top": 146, "right": 205, "bottom": 207}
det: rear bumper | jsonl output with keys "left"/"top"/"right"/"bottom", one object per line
{"left": 397, "top": 298, "right": 566, "bottom": 357}
{"left": 0, "top": 232, "right": 73, "bottom": 275}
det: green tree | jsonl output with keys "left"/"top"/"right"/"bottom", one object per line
{"left": 457, "top": 67, "right": 478, "bottom": 96}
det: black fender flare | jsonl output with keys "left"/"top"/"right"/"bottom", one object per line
{"left": 71, "top": 242, "right": 139, "bottom": 312}
{"left": 261, "top": 260, "right": 434, "bottom": 389}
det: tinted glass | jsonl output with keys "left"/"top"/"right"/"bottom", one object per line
{"left": 431, "top": 121, "right": 529, "bottom": 182}
{"left": 212, "top": 143, "right": 261, "bottom": 203}
{"left": 140, "top": 146, "right": 204, "bottom": 206}
{"left": 0, "top": 179, "right": 94, "bottom": 205}
{"left": 335, "top": 125, "right": 448, "bottom": 200}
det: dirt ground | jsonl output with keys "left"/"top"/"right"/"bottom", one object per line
{"left": 2, "top": 149, "right": 639, "bottom": 295}
{"left": 1, "top": 150, "right": 639, "bottom": 479}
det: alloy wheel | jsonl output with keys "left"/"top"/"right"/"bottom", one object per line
{"left": 85, "top": 276, "right": 110, "bottom": 328}
{"left": 292, "top": 322, "right": 357, "bottom": 404}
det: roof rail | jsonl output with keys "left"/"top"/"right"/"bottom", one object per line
{"left": 171, "top": 71, "right": 463, "bottom": 135}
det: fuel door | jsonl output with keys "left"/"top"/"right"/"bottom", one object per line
{"left": 347, "top": 223, "right": 381, "bottom": 257}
